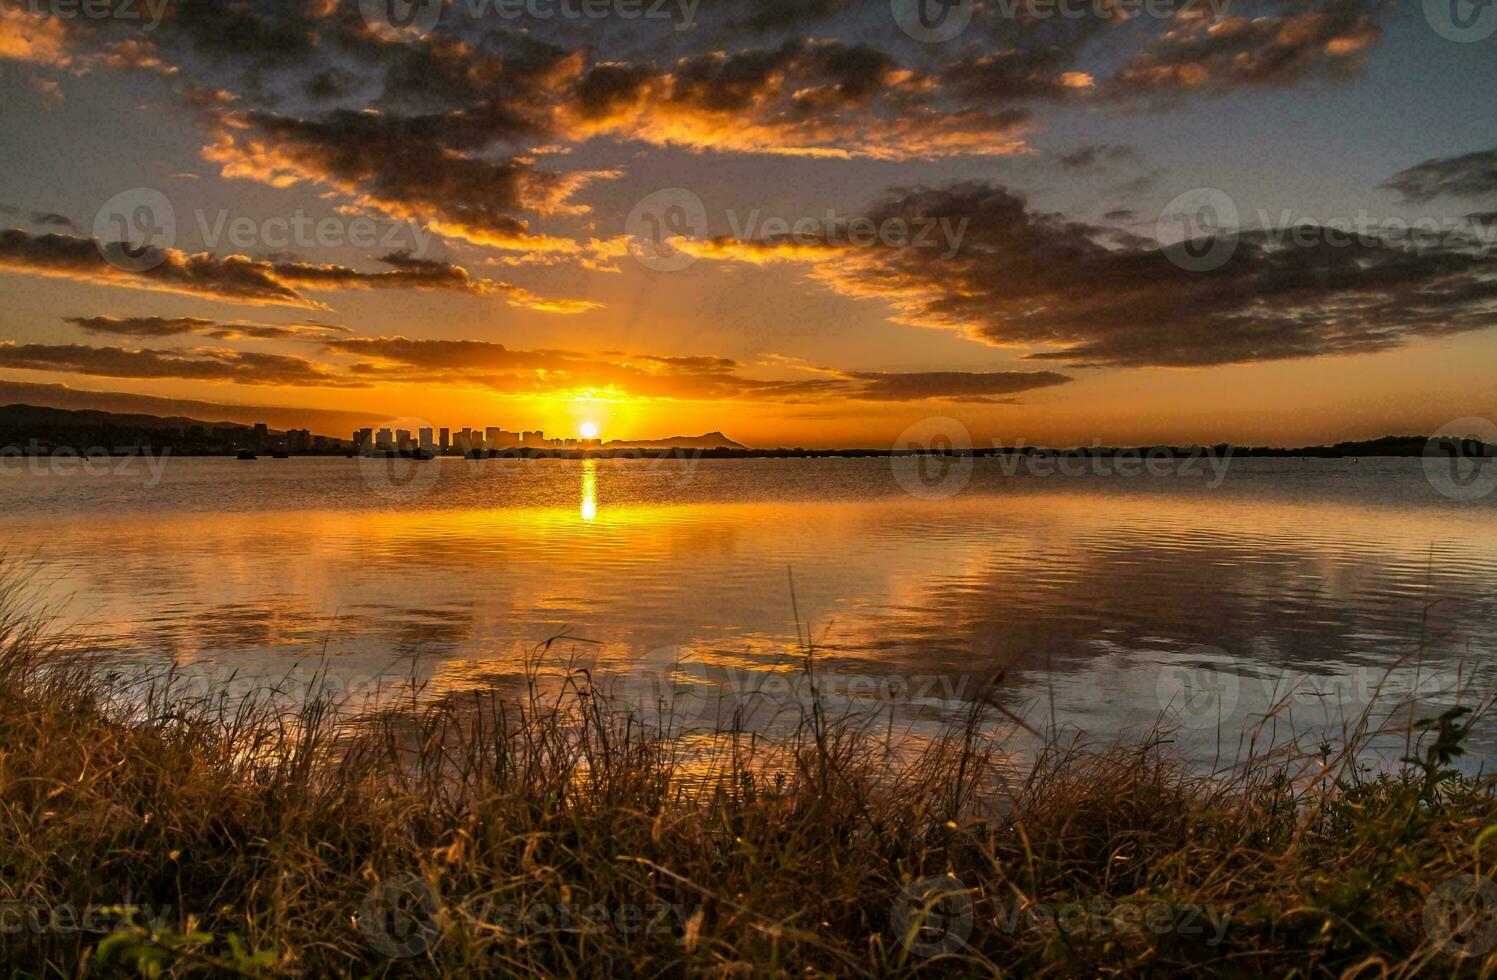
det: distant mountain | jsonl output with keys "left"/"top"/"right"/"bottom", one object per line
{"left": 0, "top": 403, "right": 355, "bottom": 454}
{"left": 0, "top": 380, "right": 380, "bottom": 435}
{"left": 604, "top": 432, "right": 746, "bottom": 450}
{"left": 0, "top": 403, "right": 254, "bottom": 433}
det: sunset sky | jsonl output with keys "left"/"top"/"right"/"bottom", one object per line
{"left": 1, "top": 0, "right": 1495, "bottom": 447}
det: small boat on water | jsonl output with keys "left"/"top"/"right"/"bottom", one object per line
{"left": 236, "top": 450, "right": 257, "bottom": 460}
{"left": 272, "top": 451, "right": 290, "bottom": 459}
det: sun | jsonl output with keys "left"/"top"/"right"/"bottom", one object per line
{"left": 579, "top": 421, "right": 599, "bottom": 440}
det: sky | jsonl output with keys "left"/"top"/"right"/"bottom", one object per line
{"left": 0, "top": 0, "right": 1495, "bottom": 448}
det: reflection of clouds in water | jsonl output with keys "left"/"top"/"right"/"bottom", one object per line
{"left": 849, "top": 528, "right": 1496, "bottom": 679}
{"left": 5, "top": 458, "right": 1496, "bottom": 765}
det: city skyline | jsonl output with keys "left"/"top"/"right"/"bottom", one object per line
{"left": 353, "top": 424, "right": 604, "bottom": 453}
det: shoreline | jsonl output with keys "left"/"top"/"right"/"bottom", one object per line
{"left": 3, "top": 590, "right": 1496, "bottom": 975}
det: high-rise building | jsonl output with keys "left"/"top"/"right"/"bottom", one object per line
{"left": 375, "top": 428, "right": 393, "bottom": 451}
{"left": 486, "top": 427, "right": 521, "bottom": 449}
{"left": 287, "top": 428, "right": 311, "bottom": 452}
{"left": 253, "top": 422, "right": 269, "bottom": 449}
{"left": 439, "top": 428, "right": 450, "bottom": 451}
{"left": 354, "top": 428, "right": 373, "bottom": 454}
{"left": 522, "top": 430, "right": 546, "bottom": 448}
{"left": 418, "top": 427, "right": 435, "bottom": 451}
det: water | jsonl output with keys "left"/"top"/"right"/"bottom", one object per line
{"left": 6, "top": 455, "right": 1496, "bottom": 766}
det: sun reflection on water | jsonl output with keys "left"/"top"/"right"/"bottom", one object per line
{"left": 580, "top": 459, "right": 597, "bottom": 522}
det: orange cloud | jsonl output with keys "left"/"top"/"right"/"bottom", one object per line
{"left": 0, "top": 10, "right": 70, "bottom": 66}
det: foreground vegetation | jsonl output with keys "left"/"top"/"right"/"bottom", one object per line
{"left": 3, "top": 581, "right": 1497, "bottom": 976}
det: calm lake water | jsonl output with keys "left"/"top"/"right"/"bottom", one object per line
{"left": 6, "top": 455, "right": 1497, "bottom": 766}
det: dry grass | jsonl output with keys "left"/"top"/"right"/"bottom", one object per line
{"left": 2, "top": 569, "right": 1497, "bottom": 977}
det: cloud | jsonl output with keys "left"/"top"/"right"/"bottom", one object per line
{"left": 0, "top": 10, "right": 71, "bottom": 66}
{"left": 90, "top": 37, "right": 180, "bottom": 76}
{"left": 561, "top": 40, "right": 1034, "bottom": 160}
{"left": 1057, "top": 144, "right": 1139, "bottom": 170}
{"left": 0, "top": 342, "right": 364, "bottom": 387}
{"left": 21, "top": 0, "right": 1403, "bottom": 284}
{"left": 0, "top": 229, "right": 322, "bottom": 308}
{"left": 65, "top": 314, "right": 351, "bottom": 341}
{"left": 29, "top": 212, "right": 75, "bottom": 230}
{"left": 1111, "top": 1, "right": 1381, "bottom": 96}
{"left": 682, "top": 181, "right": 1497, "bottom": 368}
{"left": 941, "top": 47, "right": 1096, "bottom": 106}
{"left": 1, "top": 319, "right": 1072, "bottom": 403}
{"left": 324, "top": 334, "right": 1070, "bottom": 403}
{"left": 202, "top": 103, "right": 605, "bottom": 251}
{"left": 0, "top": 231, "right": 592, "bottom": 312}
{"left": 838, "top": 370, "right": 1073, "bottom": 402}
{"left": 1383, "top": 147, "right": 1497, "bottom": 204}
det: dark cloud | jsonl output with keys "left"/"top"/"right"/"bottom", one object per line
{"left": 1058, "top": 145, "right": 1139, "bottom": 170}
{"left": 0, "top": 231, "right": 588, "bottom": 311}
{"left": 271, "top": 251, "right": 487, "bottom": 292}
{"left": 66, "top": 315, "right": 350, "bottom": 340}
{"left": 688, "top": 181, "right": 1497, "bottom": 369}
{"left": 19, "top": 0, "right": 1398, "bottom": 276}
{"left": 304, "top": 68, "right": 360, "bottom": 101}
{"left": 327, "top": 336, "right": 582, "bottom": 372}
{"left": 562, "top": 39, "right": 1034, "bottom": 159}
{"left": 0, "top": 342, "right": 364, "bottom": 387}
{"left": 29, "top": 212, "right": 76, "bottom": 230}
{"left": 0, "top": 229, "right": 316, "bottom": 307}
{"left": 1103, "top": 209, "right": 1140, "bottom": 222}
{"left": 841, "top": 370, "right": 1073, "bottom": 402}
{"left": 375, "top": 34, "right": 576, "bottom": 113}
{"left": 1383, "top": 148, "right": 1497, "bottom": 204}
{"left": 203, "top": 102, "right": 596, "bottom": 250}
{"left": 146, "top": 0, "right": 354, "bottom": 68}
